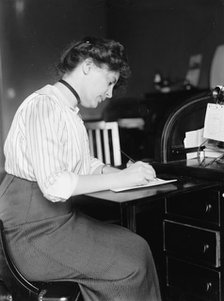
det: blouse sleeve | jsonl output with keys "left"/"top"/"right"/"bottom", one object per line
{"left": 26, "top": 95, "right": 78, "bottom": 202}
{"left": 89, "top": 156, "right": 105, "bottom": 174}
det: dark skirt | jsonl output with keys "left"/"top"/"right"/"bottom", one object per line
{"left": 0, "top": 174, "right": 161, "bottom": 301}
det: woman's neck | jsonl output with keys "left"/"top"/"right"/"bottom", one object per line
{"left": 54, "top": 81, "right": 79, "bottom": 109}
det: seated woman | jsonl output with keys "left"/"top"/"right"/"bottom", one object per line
{"left": 0, "top": 36, "right": 161, "bottom": 301}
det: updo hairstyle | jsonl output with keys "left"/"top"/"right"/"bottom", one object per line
{"left": 56, "top": 36, "right": 131, "bottom": 89}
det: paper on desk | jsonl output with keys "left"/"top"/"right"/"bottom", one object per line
{"left": 184, "top": 128, "right": 205, "bottom": 159}
{"left": 203, "top": 103, "right": 224, "bottom": 142}
{"left": 184, "top": 128, "right": 204, "bottom": 148}
{"left": 111, "top": 178, "right": 177, "bottom": 192}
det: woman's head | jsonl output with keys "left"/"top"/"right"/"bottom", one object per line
{"left": 57, "top": 36, "right": 131, "bottom": 91}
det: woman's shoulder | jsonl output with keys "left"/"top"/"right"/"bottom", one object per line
{"left": 35, "top": 84, "right": 63, "bottom": 106}
{"left": 12, "top": 85, "right": 65, "bottom": 124}
{"left": 20, "top": 85, "right": 64, "bottom": 111}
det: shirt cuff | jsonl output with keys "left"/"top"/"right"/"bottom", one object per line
{"left": 90, "top": 156, "right": 105, "bottom": 174}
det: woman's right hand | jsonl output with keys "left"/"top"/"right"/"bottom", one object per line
{"left": 118, "top": 161, "right": 156, "bottom": 188}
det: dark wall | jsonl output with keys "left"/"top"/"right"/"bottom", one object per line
{"left": 107, "top": 0, "right": 224, "bottom": 98}
{"left": 0, "top": 0, "right": 107, "bottom": 140}
{"left": 2, "top": 0, "right": 224, "bottom": 133}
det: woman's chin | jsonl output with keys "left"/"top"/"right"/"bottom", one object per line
{"left": 88, "top": 102, "right": 98, "bottom": 108}
{"left": 81, "top": 101, "right": 98, "bottom": 108}
{"left": 93, "top": 100, "right": 101, "bottom": 108}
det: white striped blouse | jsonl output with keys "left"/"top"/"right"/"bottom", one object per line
{"left": 4, "top": 84, "right": 103, "bottom": 202}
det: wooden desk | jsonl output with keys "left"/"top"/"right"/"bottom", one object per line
{"left": 86, "top": 172, "right": 218, "bottom": 233}
{"left": 155, "top": 160, "right": 224, "bottom": 301}
{"left": 84, "top": 162, "right": 223, "bottom": 301}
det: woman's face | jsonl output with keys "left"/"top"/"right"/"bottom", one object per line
{"left": 81, "top": 61, "right": 120, "bottom": 108}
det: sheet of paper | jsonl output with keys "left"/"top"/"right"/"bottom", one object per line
{"left": 111, "top": 178, "right": 177, "bottom": 192}
{"left": 184, "top": 128, "right": 204, "bottom": 148}
{"left": 184, "top": 128, "right": 205, "bottom": 159}
{"left": 203, "top": 103, "right": 224, "bottom": 142}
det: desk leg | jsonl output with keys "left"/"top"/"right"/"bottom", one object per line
{"left": 120, "top": 203, "right": 136, "bottom": 233}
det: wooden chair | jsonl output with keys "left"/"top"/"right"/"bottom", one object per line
{"left": 0, "top": 219, "right": 81, "bottom": 301}
{"left": 85, "top": 121, "right": 122, "bottom": 166}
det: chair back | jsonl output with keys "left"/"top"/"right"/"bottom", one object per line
{"left": 85, "top": 121, "right": 122, "bottom": 166}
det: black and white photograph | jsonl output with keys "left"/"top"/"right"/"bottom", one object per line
{"left": 0, "top": 1, "right": 224, "bottom": 300}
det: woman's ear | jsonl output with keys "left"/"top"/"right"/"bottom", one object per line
{"left": 82, "top": 58, "right": 94, "bottom": 75}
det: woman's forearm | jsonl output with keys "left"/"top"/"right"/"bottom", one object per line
{"left": 72, "top": 172, "right": 124, "bottom": 195}
{"left": 73, "top": 162, "right": 156, "bottom": 195}
{"left": 94, "top": 164, "right": 121, "bottom": 175}
{"left": 72, "top": 161, "right": 156, "bottom": 196}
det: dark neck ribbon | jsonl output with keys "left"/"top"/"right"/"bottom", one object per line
{"left": 59, "top": 79, "right": 81, "bottom": 105}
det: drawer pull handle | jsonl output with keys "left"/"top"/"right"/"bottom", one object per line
{"left": 206, "top": 282, "right": 212, "bottom": 292}
{"left": 203, "top": 244, "right": 210, "bottom": 253}
{"left": 205, "top": 203, "right": 212, "bottom": 213}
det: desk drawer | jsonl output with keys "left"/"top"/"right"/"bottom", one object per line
{"left": 165, "top": 189, "right": 220, "bottom": 225}
{"left": 164, "top": 220, "right": 220, "bottom": 267}
{"left": 166, "top": 257, "right": 221, "bottom": 301}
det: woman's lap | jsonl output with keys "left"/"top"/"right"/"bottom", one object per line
{"left": 1, "top": 175, "right": 161, "bottom": 300}
{"left": 9, "top": 212, "right": 161, "bottom": 300}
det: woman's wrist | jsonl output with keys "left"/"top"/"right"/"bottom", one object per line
{"left": 100, "top": 164, "right": 120, "bottom": 174}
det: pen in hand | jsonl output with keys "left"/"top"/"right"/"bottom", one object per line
{"left": 120, "top": 149, "right": 136, "bottom": 163}
{"left": 120, "top": 149, "right": 157, "bottom": 181}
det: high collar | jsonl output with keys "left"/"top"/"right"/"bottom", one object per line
{"left": 53, "top": 82, "right": 80, "bottom": 112}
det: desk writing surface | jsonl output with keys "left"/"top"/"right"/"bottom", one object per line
{"left": 86, "top": 177, "right": 212, "bottom": 203}
{"left": 152, "top": 158, "right": 224, "bottom": 182}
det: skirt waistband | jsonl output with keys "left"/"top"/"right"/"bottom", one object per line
{"left": 0, "top": 174, "right": 72, "bottom": 227}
